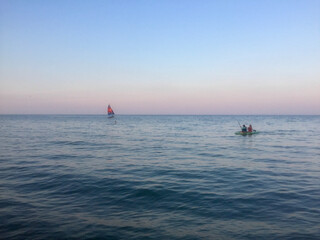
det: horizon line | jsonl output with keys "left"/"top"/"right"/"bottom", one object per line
{"left": 1, "top": 114, "right": 319, "bottom": 116}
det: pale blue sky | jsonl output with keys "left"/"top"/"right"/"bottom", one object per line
{"left": 1, "top": 0, "right": 319, "bottom": 114}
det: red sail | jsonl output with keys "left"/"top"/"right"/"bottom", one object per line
{"left": 107, "top": 105, "right": 114, "bottom": 115}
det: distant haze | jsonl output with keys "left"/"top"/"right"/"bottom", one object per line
{"left": 1, "top": 0, "right": 319, "bottom": 114}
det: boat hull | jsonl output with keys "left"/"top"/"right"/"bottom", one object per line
{"left": 235, "top": 131, "right": 258, "bottom": 135}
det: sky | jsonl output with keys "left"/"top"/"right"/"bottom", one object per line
{"left": 0, "top": 0, "right": 319, "bottom": 114}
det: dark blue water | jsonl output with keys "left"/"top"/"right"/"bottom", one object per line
{"left": 1, "top": 115, "right": 320, "bottom": 239}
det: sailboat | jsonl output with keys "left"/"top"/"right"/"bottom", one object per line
{"left": 107, "top": 104, "right": 115, "bottom": 118}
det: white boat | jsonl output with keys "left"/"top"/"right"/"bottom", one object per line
{"left": 107, "top": 104, "right": 115, "bottom": 118}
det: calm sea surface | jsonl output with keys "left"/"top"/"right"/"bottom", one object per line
{"left": 0, "top": 115, "right": 319, "bottom": 239}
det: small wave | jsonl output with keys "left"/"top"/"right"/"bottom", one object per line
{"left": 51, "top": 140, "right": 91, "bottom": 146}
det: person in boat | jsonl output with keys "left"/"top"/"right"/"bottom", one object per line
{"left": 248, "top": 124, "right": 253, "bottom": 132}
{"left": 241, "top": 125, "right": 247, "bottom": 132}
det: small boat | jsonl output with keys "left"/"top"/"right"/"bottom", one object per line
{"left": 107, "top": 104, "right": 115, "bottom": 118}
{"left": 235, "top": 131, "right": 258, "bottom": 136}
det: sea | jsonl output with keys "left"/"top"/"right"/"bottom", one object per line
{"left": 0, "top": 115, "right": 319, "bottom": 240}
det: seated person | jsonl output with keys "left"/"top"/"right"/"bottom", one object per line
{"left": 241, "top": 125, "right": 247, "bottom": 132}
{"left": 248, "top": 124, "right": 253, "bottom": 132}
